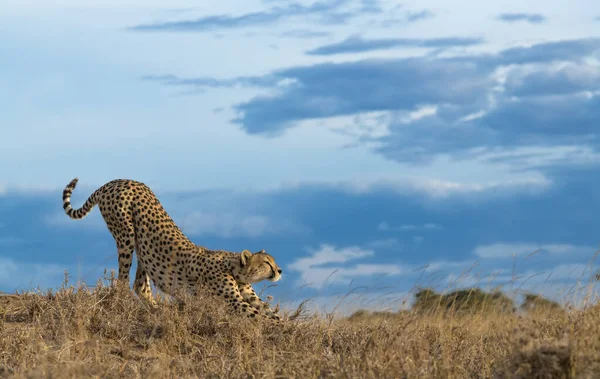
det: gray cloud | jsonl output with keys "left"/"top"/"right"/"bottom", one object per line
{"left": 143, "top": 74, "right": 278, "bottom": 89}
{"left": 376, "top": 94, "right": 600, "bottom": 164}
{"left": 504, "top": 62, "right": 600, "bottom": 97}
{"left": 4, "top": 160, "right": 600, "bottom": 296}
{"left": 496, "top": 38, "right": 600, "bottom": 65}
{"left": 144, "top": 37, "right": 600, "bottom": 161}
{"left": 280, "top": 29, "right": 331, "bottom": 38}
{"left": 376, "top": 7, "right": 435, "bottom": 28}
{"left": 306, "top": 35, "right": 483, "bottom": 55}
{"left": 228, "top": 39, "right": 600, "bottom": 136}
{"left": 479, "top": 94, "right": 599, "bottom": 142}
{"left": 497, "top": 13, "right": 546, "bottom": 24}
{"left": 129, "top": 0, "right": 380, "bottom": 32}
{"left": 233, "top": 57, "right": 494, "bottom": 135}
{"left": 406, "top": 10, "right": 434, "bottom": 22}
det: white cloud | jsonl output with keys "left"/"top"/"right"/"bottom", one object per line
{"left": 423, "top": 259, "right": 484, "bottom": 273}
{"left": 474, "top": 242, "right": 599, "bottom": 259}
{"left": 299, "top": 111, "right": 393, "bottom": 140}
{"left": 272, "top": 173, "right": 552, "bottom": 200}
{"left": 325, "top": 175, "right": 552, "bottom": 198}
{"left": 43, "top": 209, "right": 106, "bottom": 230}
{"left": 0, "top": 256, "right": 95, "bottom": 292}
{"left": 291, "top": 245, "right": 373, "bottom": 270}
{"left": 377, "top": 221, "right": 443, "bottom": 232}
{"left": 288, "top": 244, "right": 405, "bottom": 289}
{"left": 514, "top": 263, "right": 598, "bottom": 286}
{"left": 0, "top": 183, "right": 61, "bottom": 197}
{"left": 42, "top": 190, "right": 311, "bottom": 239}
{"left": 376, "top": 222, "right": 389, "bottom": 231}
{"left": 365, "top": 238, "right": 401, "bottom": 249}
{"left": 479, "top": 145, "right": 600, "bottom": 172}
{"left": 179, "top": 211, "right": 310, "bottom": 238}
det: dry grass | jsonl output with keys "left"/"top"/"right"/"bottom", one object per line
{"left": 0, "top": 276, "right": 599, "bottom": 379}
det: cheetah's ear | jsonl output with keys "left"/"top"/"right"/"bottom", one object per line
{"left": 240, "top": 250, "right": 253, "bottom": 267}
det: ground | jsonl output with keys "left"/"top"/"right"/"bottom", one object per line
{"left": 1, "top": 281, "right": 599, "bottom": 378}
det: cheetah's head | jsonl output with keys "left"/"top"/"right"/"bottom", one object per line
{"left": 238, "top": 249, "right": 282, "bottom": 283}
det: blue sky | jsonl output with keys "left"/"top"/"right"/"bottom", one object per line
{"left": 1, "top": 0, "right": 600, "bottom": 314}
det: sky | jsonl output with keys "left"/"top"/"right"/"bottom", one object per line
{"left": 1, "top": 0, "right": 600, "bottom": 315}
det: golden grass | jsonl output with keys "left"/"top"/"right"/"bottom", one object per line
{"left": 0, "top": 276, "right": 599, "bottom": 379}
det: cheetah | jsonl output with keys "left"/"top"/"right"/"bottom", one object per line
{"left": 62, "top": 178, "right": 282, "bottom": 321}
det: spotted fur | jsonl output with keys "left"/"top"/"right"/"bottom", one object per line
{"left": 62, "top": 178, "right": 282, "bottom": 321}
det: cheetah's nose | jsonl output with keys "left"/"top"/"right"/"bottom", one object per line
{"left": 277, "top": 268, "right": 282, "bottom": 275}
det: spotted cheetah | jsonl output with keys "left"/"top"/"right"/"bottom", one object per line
{"left": 62, "top": 178, "right": 282, "bottom": 321}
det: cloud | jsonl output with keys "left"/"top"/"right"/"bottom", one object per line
{"left": 0, "top": 183, "right": 62, "bottom": 196}
{"left": 376, "top": 94, "right": 600, "bottom": 164}
{"left": 373, "top": 7, "right": 435, "bottom": 28}
{"left": 377, "top": 222, "right": 443, "bottom": 232}
{"left": 406, "top": 10, "right": 434, "bottom": 22}
{"left": 291, "top": 244, "right": 373, "bottom": 269}
{"left": 149, "top": 38, "right": 600, "bottom": 147}
{"left": 518, "top": 263, "right": 597, "bottom": 284}
{"left": 4, "top": 166, "right": 600, "bottom": 297}
{"left": 128, "top": 0, "right": 381, "bottom": 32}
{"left": 143, "top": 38, "right": 600, "bottom": 159}
{"left": 176, "top": 211, "right": 310, "bottom": 239}
{"left": 497, "top": 13, "right": 546, "bottom": 24}
{"left": 43, "top": 210, "right": 106, "bottom": 230}
{"left": 50, "top": 189, "right": 310, "bottom": 240}
{"left": 142, "top": 74, "right": 277, "bottom": 89}
{"left": 496, "top": 38, "right": 600, "bottom": 65}
{"left": 0, "top": 256, "right": 79, "bottom": 292}
{"left": 365, "top": 238, "right": 400, "bottom": 249}
{"left": 288, "top": 244, "right": 404, "bottom": 288}
{"left": 306, "top": 35, "right": 483, "bottom": 55}
{"left": 280, "top": 175, "right": 552, "bottom": 198}
{"left": 473, "top": 243, "right": 598, "bottom": 259}
{"left": 280, "top": 29, "right": 331, "bottom": 38}
{"left": 233, "top": 57, "right": 494, "bottom": 135}
{"left": 422, "top": 259, "right": 484, "bottom": 274}
{"left": 504, "top": 62, "right": 600, "bottom": 97}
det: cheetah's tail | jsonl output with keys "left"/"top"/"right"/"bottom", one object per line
{"left": 62, "top": 178, "right": 100, "bottom": 220}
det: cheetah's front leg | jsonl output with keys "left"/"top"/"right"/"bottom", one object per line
{"left": 133, "top": 262, "right": 157, "bottom": 307}
{"left": 238, "top": 283, "right": 281, "bottom": 320}
{"left": 210, "top": 275, "right": 280, "bottom": 322}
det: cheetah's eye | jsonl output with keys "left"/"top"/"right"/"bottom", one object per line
{"left": 265, "top": 261, "right": 276, "bottom": 273}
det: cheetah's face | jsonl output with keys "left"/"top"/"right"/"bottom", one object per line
{"left": 239, "top": 249, "right": 282, "bottom": 284}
